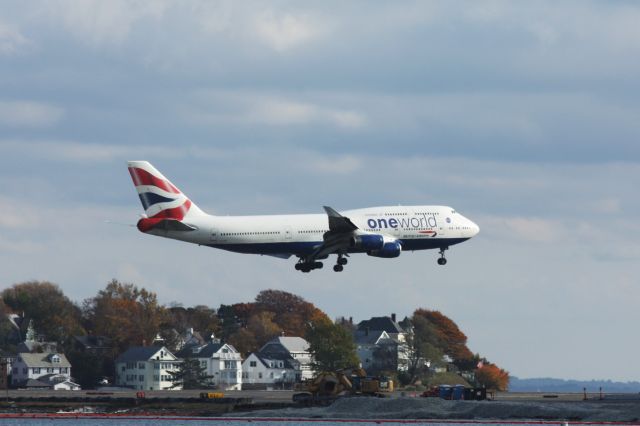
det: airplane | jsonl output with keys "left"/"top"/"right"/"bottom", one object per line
{"left": 127, "top": 161, "right": 480, "bottom": 272}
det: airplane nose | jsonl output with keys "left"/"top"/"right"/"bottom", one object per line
{"left": 470, "top": 220, "right": 480, "bottom": 236}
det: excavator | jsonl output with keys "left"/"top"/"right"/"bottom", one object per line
{"left": 293, "top": 367, "right": 394, "bottom": 405}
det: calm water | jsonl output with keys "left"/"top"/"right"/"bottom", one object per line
{"left": 0, "top": 419, "right": 571, "bottom": 426}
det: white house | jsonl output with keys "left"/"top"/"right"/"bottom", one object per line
{"left": 241, "top": 352, "right": 297, "bottom": 390}
{"left": 354, "top": 329, "right": 400, "bottom": 373}
{"left": 176, "top": 341, "right": 242, "bottom": 390}
{"left": 356, "top": 314, "right": 410, "bottom": 373}
{"left": 115, "top": 346, "right": 181, "bottom": 391}
{"left": 259, "top": 336, "right": 314, "bottom": 381}
{"left": 11, "top": 352, "right": 72, "bottom": 387}
{"left": 37, "top": 373, "right": 81, "bottom": 390}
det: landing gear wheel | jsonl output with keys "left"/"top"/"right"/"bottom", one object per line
{"left": 338, "top": 257, "right": 348, "bottom": 266}
{"left": 333, "top": 264, "right": 344, "bottom": 272}
{"left": 437, "top": 247, "right": 448, "bottom": 266}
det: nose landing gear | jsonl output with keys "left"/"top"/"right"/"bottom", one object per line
{"left": 437, "top": 247, "right": 448, "bottom": 265}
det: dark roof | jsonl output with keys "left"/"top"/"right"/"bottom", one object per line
{"left": 353, "top": 330, "right": 396, "bottom": 345}
{"left": 255, "top": 353, "right": 297, "bottom": 370}
{"left": 19, "top": 378, "right": 52, "bottom": 389}
{"left": 357, "top": 316, "right": 405, "bottom": 334}
{"left": 176, "top": 342, "right": 224, "bottom": 359}
{"left": 73, "top": 335, "right": 112, "bottom": 349}
{"left": 115, "top": 346, "right": 163, "bottom": 363}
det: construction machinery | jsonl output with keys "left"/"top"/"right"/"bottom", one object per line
{"left": 293, "top": 367, "right": 393, "bottom": 405}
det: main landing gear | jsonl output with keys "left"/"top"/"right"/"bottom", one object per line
{"left": 333, "top": 254, "right": 348, "bottom": 272}
{"left": 296, "top": 255, "right": 348, "bottom": 273}
{"left": 295, "top": 260, "right": 323, "bottom": 273}
{"left": 437, "top": 247, "right": 448, "bottom": 266}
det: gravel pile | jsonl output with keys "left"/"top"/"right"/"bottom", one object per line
{"left": 230, "top": 396, "right": 640, "bottom": 422}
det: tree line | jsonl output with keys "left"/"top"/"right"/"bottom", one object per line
{"left": 0, "top": 280, "right": 508, "bottom": 390}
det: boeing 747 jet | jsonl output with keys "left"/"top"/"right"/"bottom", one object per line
{"left": 127, "top": 161, "right": 479, "bottom": 272}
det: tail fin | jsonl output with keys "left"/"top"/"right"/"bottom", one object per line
{"left": 127, "top": 161, "right": 205, "bottom": 227}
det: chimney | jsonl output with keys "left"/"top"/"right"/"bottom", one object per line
{"left": 391, "top": 313, "right": 396, "bottom": 323}
{"left": 349, "top": 317, "right": 353, "bottom": 324}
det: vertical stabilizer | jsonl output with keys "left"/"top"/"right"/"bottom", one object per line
{"left": 127, "top": 161, "right": 205, "bottom": 229}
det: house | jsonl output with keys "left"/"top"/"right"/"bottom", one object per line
{"left": 354, "top": 329, "right": 400, "bottom": 373}
{"left": 179, "top": 328, "right": 206, "bottom": 350}
{"left": 176, "top": 339, "right": 242, "bottom": 390}
{"left": 0, "top": 350, "right": 16, "bottom": 379}
{"left": 115, "top": 346, "right": 181, "bottom": 391}
{"left": 357, "top": 314, "right": 408, "bottom": 343}
{"left": 15, "top": 320, "right": 58, "bottom": 354}
{"left": 19, "top": 374, "right": 81, "bottom": 391}
{"left": 241, "top": 352, "right": 298, "bottom": 390}
{"left": 356, "top": 314, "right": 410, "bottom": 373}
{"left": 259, "top": 336, "right": 314, "bottom": 381}
{"left": 11, "top": 352, "right": 72, "bottom": 388}
{"left": 71, "top": 335, "right": 112, "bottom": 355}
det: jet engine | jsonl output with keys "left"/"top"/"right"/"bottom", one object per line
{"left": 350, "top": 234, "right": 385, "bottom": 251}
{"left": 367, "top": 241, "right": 402, "bottom": 258}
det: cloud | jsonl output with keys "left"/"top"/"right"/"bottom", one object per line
{"left": 184, "top": 90, "right": 367, "bottom": 129}
{"left": 0, "top": 140, "right": 184, "bottom": 163}
{"left": 39, "top": 0, "right": 168, "bottom": 46}
{"left": 0, "top": 101, "right": 64, "bottom": 127}
{"left": 248, "top": 98, "right": 366, "bottom": 128}
{"left": 306, "top": 154, "right": 363, "bottom": 175}
{"left": 0, "top": 22, "right": 29, "bottom": 54}
{"left": 0, "top": 196, "right": 41, "bottom": 230}
{"left": 253, "top": 11, "right": 325, "bottom": 52}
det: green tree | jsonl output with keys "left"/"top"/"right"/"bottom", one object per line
{"left": 168, "top": 358, "right": 213, "bottom": 389}
{"left": 405, "top": 314, "right": 445, "bottom": 384}
{"left": 2, "top": 281, "right": 84, "bottom": 343}
{"left": 0, "top": 299, "right": 18, "bottom": 349}
{"left": 305, "top": 319, "right": 359, "bottom": 372}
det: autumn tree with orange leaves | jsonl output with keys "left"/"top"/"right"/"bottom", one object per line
{"left": 83, "top": 279, "right": 164, "bottom": 353}
{"left": 219, "top": 290, "right": 330, "bottom": 355}
{"left": 413, "top": 309, "right": 474, "bottom": 367}
{"left": 475, "top": 362, "right": 510, "bottom": 391}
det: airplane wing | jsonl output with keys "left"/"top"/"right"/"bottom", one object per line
{"left": 323, "top": 206, "right": 359, "bottom": 233}
{"left": 305, "top": 206, "right": 358, "bottom": 261}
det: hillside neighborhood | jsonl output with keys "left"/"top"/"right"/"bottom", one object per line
{"left": 2, "top": 313, "right": 414, "bottom": 391}
{"left": 0, "top": 281, "right": 509, "bottom": 392}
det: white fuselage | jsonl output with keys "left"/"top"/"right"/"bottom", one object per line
{"left": 145, "top": 205, "right": 479, "bottom": 258}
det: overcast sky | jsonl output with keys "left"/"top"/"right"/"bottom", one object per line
{"left": 1, "top": 1, "right": 639, "bottom": 382}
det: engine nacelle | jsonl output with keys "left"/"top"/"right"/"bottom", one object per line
{"left": 350, "top": 234, "right": 384, "bottom": 251}
{"left": 367, "top": 241, "right": 402, "bottom": 258}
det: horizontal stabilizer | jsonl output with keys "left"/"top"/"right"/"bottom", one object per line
{"left": 137, "top": 218, "right": 198, "bottom": 233}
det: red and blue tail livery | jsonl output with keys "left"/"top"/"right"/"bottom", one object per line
{"left": 127, "top": 161, "right": 203, "bottom": 232}
{"left": 127, "top": 161, "right": 479, "bottom": 272}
